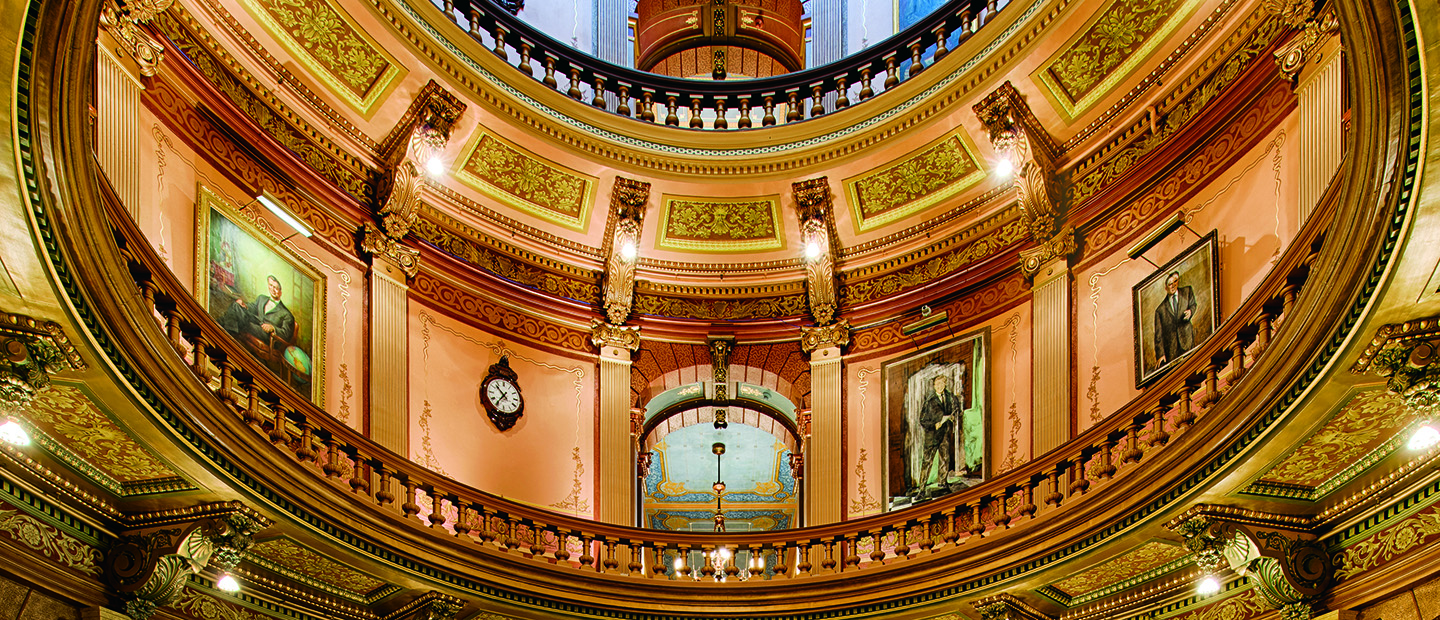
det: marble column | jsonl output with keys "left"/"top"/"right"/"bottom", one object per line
{"left": 593, "top": 321, "right": 641, "bottom": 525}
{"left": 1031, "top": 258, "right": 1070, "bottom": 456}
{"left": 800, "top": 322, "right": 849, "bottom": 525}
{"left": 368, "top": 257, "right": 409, "bottom": 454}
{"left": 1295, "top": 44, "right": 1343, "bottom": 222}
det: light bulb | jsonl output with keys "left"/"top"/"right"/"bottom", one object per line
{"left": 620, "top": 241, "right": 637, "bottom": 261}
{"left": 1409, "top": 424, "right": 1440, "bottom": 451}
{"left": 426, "top": 156, "right": 446, "bottom": 177}
{"left": 0, "top": 420, "right": 30, "bottom": 446}
{"left": 673, "top": 557, "right": 684, "bottom": 570}
{"left": 718, "top": 547, "right": 731, "bottom": 560}
{"left": 216, "top": 573, "right": 241, "bottom": 593}
{"left": 1197, "top": 576, "right": 1221, "bottom": 596}
{"left": 805, "top": 241, "right": 822, "bottom": 261}
{"left": 995, "top": 158, "right": 1014, "bottom": 178}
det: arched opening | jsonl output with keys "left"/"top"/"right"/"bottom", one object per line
{"left": 639, "top": 383, "right": 802, "bottom": 532}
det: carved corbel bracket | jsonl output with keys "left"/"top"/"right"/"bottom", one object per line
{"left": 106, "top": 502, "right": 272, "bottom": 620}
{"left": 1168, "top": 506, "right": 1331, "bottom": 619}
{"left": 793, "top": 177, "right": 841, "bottom": 326}
{"left": 972, "top": 82, "right": 1061, "bottom": 167}
{"left": 374, "top": 82, "right": 467, "bottom": 246}
{"left": 1350, "top": 315, "right": 1440, "bottom": 413}
{"left": 602, "top": 178, "right": 651, "bottom": 325}
{"left": 360, "top": 224, "right": 421, "bottom": 279}
{"left": 800, "top": 320, "right": 851, "bottom": 354}
{"left": 974, "top": 593, "right": 1053, "bottom": 620}
{"left": 590, "top": 318, "right": 642, "bottom": 353}
{"left": 99, "top": 0, "right": 172, "bottom": 77}
{"left": 974, "top": 83, "right": 1067, "bottom": 246}
{"left": 1274, "top": 7, "right": 1338, "bottom": 84}
{"left": 0, "top": 312, "right": 85, "bottom": 410}
{"left": 385, "top": 590, "right": 466, "bottom": 620}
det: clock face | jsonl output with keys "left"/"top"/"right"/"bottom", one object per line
{"left": 485, "top": 378, "right": 522, "bottom": 414}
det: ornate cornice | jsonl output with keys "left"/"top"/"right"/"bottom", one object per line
{"left": 1350, "top": 315, "right": 1440, "bottom": 412}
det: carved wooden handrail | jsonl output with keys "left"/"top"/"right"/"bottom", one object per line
{"left": 97, "top": 159, "right": 1329, "bottom": 583}
{"left": 423, "top": 0, "right": 1005, "bottom": 129}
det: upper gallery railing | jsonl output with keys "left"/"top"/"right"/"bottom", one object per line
{"left": 100, "top": 158, "right": 1328, "bottom": 587}
{"left": 428, "top": 0, "right": 1005, "bottom": 128}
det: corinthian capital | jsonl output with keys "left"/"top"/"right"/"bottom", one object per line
{"left": 800, "top": 320, "right": 851, "bottom": 354}
{"left": 590, "top": 319, "right": 641, "bottom": 352}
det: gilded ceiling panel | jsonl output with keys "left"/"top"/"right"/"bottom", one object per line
{"left": 1041, "top": 541, "right": 1187, "bottom": 605}
{"left": 456, "top": 131, "right": 597, "bottom": 231}
{"left": 239, "top": 0, "right": 404, "bottom": 114}
{"left": 843, "top": 130, "right": 985, "bottom": 233}
{"left": 19, "top": 383, "right": 180, "bottom": 489}
{"left": 657, "top": 195, "right": 784, "bottom": 253}
{"left": 248, "top": 537, "right": 389, "bottom": 596}
{"left": 1033, "top": 0, "right": 1203, "bottom": 119}
{"left": 1244, "top": 389, "right": 1414, "bottom": 500}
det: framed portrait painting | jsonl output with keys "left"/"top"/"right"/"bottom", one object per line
{"left": 1132, "top": 230, "right": 1219, "bottom": 387}
{"left": 882, "top": 329, "right": 988, "bottom": 510}
{"left": 194, "top": 186, "right": 326, "bottom": 404}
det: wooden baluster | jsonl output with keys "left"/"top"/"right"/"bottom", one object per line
{"left": 1203, "top": 363, "right": 1220, "bottom": 408}
{"left": 843, "top": 535, "right": 861, "bottom": 568}
{"left": 400, "top": 478, "right": 420, "bottom": 520}
{"left": 810, "top": 85, "right": 824, "bottom": 118}
{"left": 1230, "top": 338, "right": 1249, "bottom": 381}
{"left": 985, "top": 0, "right": 998, "bottom": 22}
{"left": 967, "top": 500, "right": 986, "bottom": 537}
{"left": 771, "top": 543, "right": 789, "bottom": 578}
{"left": 675, "top": 544, "right": 693, "bottom": 578}
{"left": 748, "top": 545, "right": 766, "bottom": 578}
{"left": 627, "top": 541, "right": 643, "bottom": 575}
{"left": 992, "top": 489, "right": 1012, "bottom": 529}
{"left": 689, "top": 98, "right": 703, "bottom": 128}
{"left": 427, "top": 488, "right": 447, "bottom": 528}
{"left": 1018, "top": 481, "right": 1038, "bottom": 520}
{"left": 858, "top": 67, "right": 874, "bottom": 100}
{"left": 493, "top": 26, "right": 508, "bottom": 60}
{"left": 295, "top": 421, "right": 317, "bottom": 462}
{"left": 699, "top": 545, "right": 717, "bottom": 579}
{"left": 138, "top": 280, "right": 157, "bottom": 307}
{"left": 869, "top": 530, "right": 886, "bottom": 563}
{"left": 165, "top": 308, "right": 183, "bottom": 351}
{"left": 958, "top": 8, "right": 973, "bottom": 41}
{"left": 835, "top": 77, "right": 850, "bottom": 109}
{"left": 567, "top": 68, "right": 583, "bottom": 100}
{"left": 917, "top": 516, "right": 936, "bottom": 553}
{"left": 908, "top": 42, "right": 925, "bottom": 78}
{"left": 1255, "top": 312, "right": 1275, "bottom": 353}
{"left": 617, "top": 85, "right": 632, "bottom": 116}
{"left": 602, "top": 539, "right": 620, "bottom": 572}
{"left": 665, "top": 96, "right": 680, "bottom": 126}
{"left": 737, "top": 97, "right": 752, "bottom": 128}
{"left": 322, "top": 434, "right": 342, "bottom": 479}
{"left": 786, "top": 91, "right": 801, "bottom": 123}
{"left": 651, "top": 543, "right": 668, "bottom": 578}
{"left": 1094, "top": 438, "right": 1117, "bottom": 480}
{"left": 796, "top": 543, "right": 813, "bottom": 576}
{"left": 713, "top": 99, "right": 728, "bottom": 129}
{"left": 641, "top": 91, "right": 656, "bottom": 122}
{"left": 883, "top": 55, "right": 899, "bottom": 89}
{"left": 349, "top": 452, "right": 369, "bottom": 494}
{"left": 241, "top": 381, "right": 262, "bottom": 428}
{"left": 452, "top": 502, "right": 471, "bottom": 537}
{"left": 518, "top": 42, "right": 533, "bottom": 76}
{"left": 1123, "top": 419, "right": 1145, "bottom": 464}
{"left": 554, "top": 531, "right": 571, "bottom": 562}
{"left": 268, "top": 403, "right": 289, "bottom": 446}
{"left": 1280, "top": 283, "right": 1299, "bottom": 315}
{"left": 467, "top": 8, "right": 480, "bottom": 35}
{"left": 933, "top": 26, "right": 949, "bottom": 61}
{"left": 441, "top": 0, "right": 454, "bottom": 18}
{"left": 941, "top": 507, "right": 961, "bottom": 545}
{"left": 1172, "top": 385, "right": 1196, "bottom": 430}
{"left": 762, "top": 96, "right": 776, "bottom": 126}
{"left": 542, "top": 56, "right": 558, "bottom": 89}
{"left": 476, "top": 508, "right": 497, "bottom": 545}
{"left": 579, "top": 536, "right": 596, "bottom": 569}
{"left": 217, "top": 362, "right": 236, "bottom": 404}
{"left": 1044, "top": 468, "right": 1063, "bottom": 507}
{"left": 1149, "top": 402, "right": 1171, "bottom": 447}
{"left": 530, "top": 524, "right": 547, "bottom": 556}
{"left": 503, "top": 518, "right": 522, "bottom": 550}
{"left": 894, "top": 527, "right": 911, "bottom": 559}
{"left": 592, "top": 77, "right": 607, "bottom": 108}
{"left": 374, "top": 464, "right": 395, "bottom": 506}
{"left": 724, "top": 547, "right": 741, "bottom": 578}
{"left": 190, "top": 335, "right": 209, "bottom": 377}
{"left": 1068, "top": 457, "right": 1091, "bottom": 496}
{"left": 820, "top": 539, "right": 838, "bottom": 570}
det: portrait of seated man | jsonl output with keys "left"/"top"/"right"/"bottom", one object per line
{"left": 219, "top": 274, "right": 296, "bottom": 364}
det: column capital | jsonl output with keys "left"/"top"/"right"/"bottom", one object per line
{"left": 99, "top": 0, "right": 172, "bottom": 78}
{"left": 360, "top": 224, "right": 420, "bottom": 279}
{"left": 1020, "top": 227, "right": 1079, "bottom": 280}
{"left": 591, "top": 319, "right": 641, "bottom": 355}
{"left": 1274, "top": 8, "right": 1338, "bottom": 85}
{"left": 800, "top": 320, "right": 850, "bottom": 355}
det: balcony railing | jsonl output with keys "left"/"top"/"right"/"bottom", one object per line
{"left": 100, "top": 157, "right": 1329, "bottom": 586}
{"left": 427, "top": 0, "right": 1005, "bottom": 128}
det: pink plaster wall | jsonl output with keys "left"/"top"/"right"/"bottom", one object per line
{"left": 1074, "top": 114, "right": 1301, "bottom": 432}
{"left": 407, "top": 305, "right": 597, "bottom": 517}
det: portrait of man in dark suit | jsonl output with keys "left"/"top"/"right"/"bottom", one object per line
{"left": 1153, "top": 271, "right": 1197, "bottom": 365}
{"left": 917, "top": 374, "right": 961, "bottom": 496}
{"left": 219, "top": 274, "right": 296, "bottom": 351}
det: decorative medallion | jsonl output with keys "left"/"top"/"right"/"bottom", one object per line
{"left": 456, "top": 130, "right": 596, "bottom": 231}
{"left": 480, "top": 356, "right": 524, "bottom": 431}
{"left": 1033, "top": 0, "right": 1204, "bottom": 119}
{"left": 657, "top": 195, "right": 784, "bottom": 253}
{"left": 843, "top": 129, "right": 985, "bottom": 232}
{"left": 238, "top": 0, "right": 405, "bottom": 114}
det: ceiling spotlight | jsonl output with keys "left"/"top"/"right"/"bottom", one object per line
{"left": 0, "top": 419, "right": 30, "bottom": 446}
{"left": 216, "top": 573, "right": 241, "bottom": 593}
{"left": 1409, "top": 424, "right": 1440, "bottom": 451}
{"left": 1197, "top": 575, "right": 1221, "bottom": 596}
{"left": 426, "top": 156, "right": 446, "bottom": 178}
{"left": 805, "top": 241, "right": 822, "bottom": 261}
{"left": 620, "top": 241, "right": 637, "bottom": 260}
{"left": 994, "top": 158, "right": 1014, "bottom": 178}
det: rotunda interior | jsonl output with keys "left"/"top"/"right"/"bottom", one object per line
{"left": 0, "top": 0, "right": 1436, "bottom": 618}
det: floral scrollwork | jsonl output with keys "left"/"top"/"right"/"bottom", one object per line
{"left": 0, "top": 313, "right": 81, "bottom": 410}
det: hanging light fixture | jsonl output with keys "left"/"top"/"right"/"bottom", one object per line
{"left": 0, "top": 418, "right": 30, "bottom": 446}
{"left": 712, "top": 442, "right": 726, "bottom": 532}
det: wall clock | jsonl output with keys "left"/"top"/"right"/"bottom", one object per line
{"left": 480, "top": 355, "right": 524, "bottom": 431}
